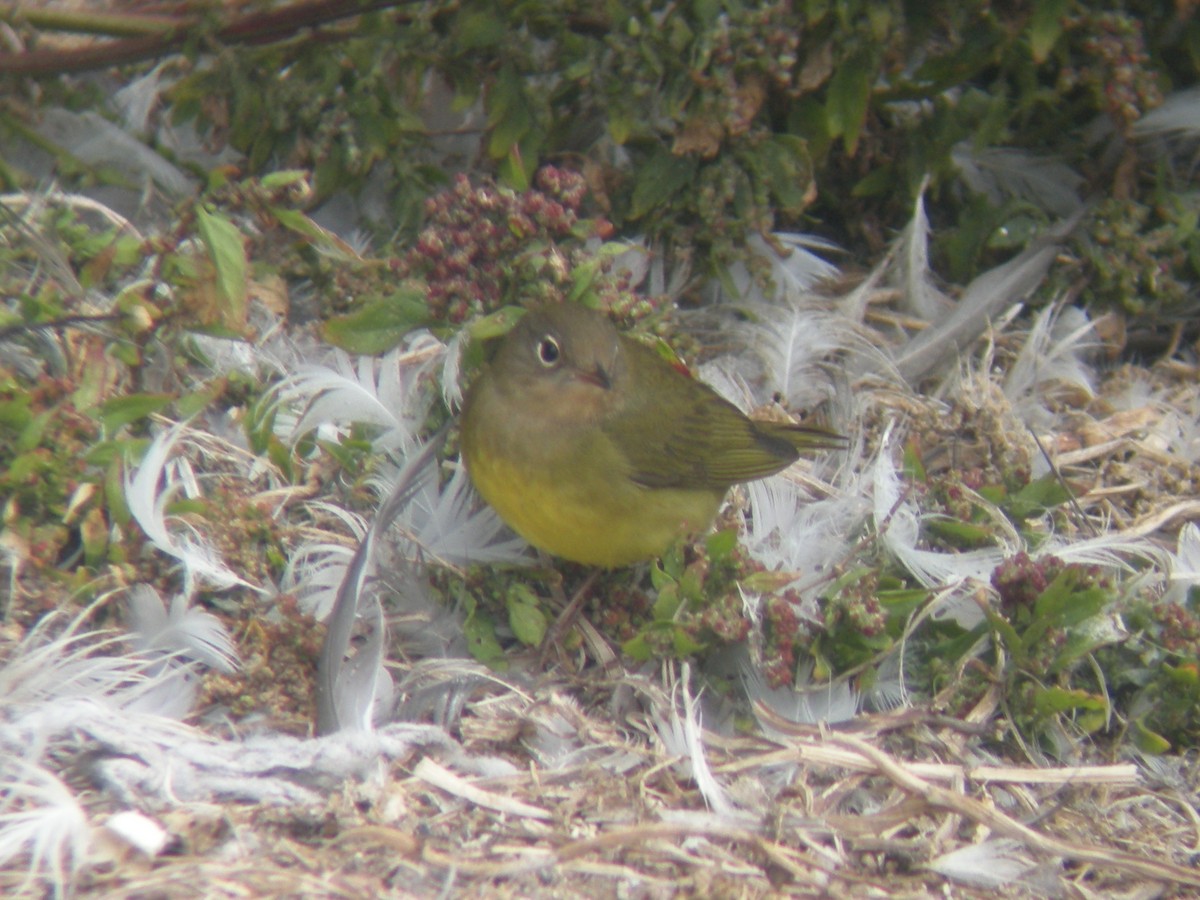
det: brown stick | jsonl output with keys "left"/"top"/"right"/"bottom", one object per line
{"left": 0, "top": 0, "right": 417, "bottom": 75}
{"left": 831, "top": 733, "right": 1200, "bottom": 888}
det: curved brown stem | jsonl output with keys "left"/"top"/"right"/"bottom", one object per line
{"left": 0, "top": 0, "right": 420, "bottom": 76}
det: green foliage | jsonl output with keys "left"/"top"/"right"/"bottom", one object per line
{"left": 323, "top": 168, "right": 623, "bottom": 352}
{"left": 11, "top": 1, "right": 1198, "bottom": 317}
{"left": 464, "top": 596, "right": 506, "bottom": 667}
{"left": 323, "top": 286, "right": 432, "bottom": 354}
{"left": 622, "top": 529, "right": 752, "bottom": 662}
{"left": 891, "top": 445, "right": 1196, "bottom": 751}
{"left": 1098, "top": 595, "right": 1200, "bottom": 751}
{"left": 0, "top": 177, "right": 332, "bottom": 608}
{"left": 913, "top": 457, "right": 1075, "bottom": 553}
{"left": 6, "top": 0, "right": 1200, "bottom": 757}
{"left": 194, "top": 204, "right": 248, "bottom": 330}
{"left": 507, "top": 582, "right": 549, "bottom": 646}
{"left": 986, "top": 554, "right": 1123, "bottom": 742}
{"left": 168, "top": 13, "right": 441, "bottom": 233}
{"left": 1073, "top": 195, "right": 1200, "bottom": 316}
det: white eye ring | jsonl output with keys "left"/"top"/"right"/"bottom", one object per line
{"left": 536, "top": 335, "right": 561, "bottom": 367}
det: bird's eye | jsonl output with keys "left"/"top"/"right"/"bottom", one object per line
{"left": 536, "top": 336, "right": 561, "bottom": 367}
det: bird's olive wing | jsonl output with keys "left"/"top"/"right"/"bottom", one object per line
{"left": 605, "top": 381, "right": 799, "bottom": 491}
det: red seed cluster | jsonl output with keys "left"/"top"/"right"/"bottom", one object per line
{"left": 402, "top": 167, "right": 612, "bottom": 324}
{"left": 992, "top": 551, "right": 1062, "bottom": 610}
{"left": 1061, "top": 11, "right": 1162, "bottom": 134}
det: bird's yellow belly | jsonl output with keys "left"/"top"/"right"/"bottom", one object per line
{"left": 467, "top": 450, "right": 722, "bottom": 567}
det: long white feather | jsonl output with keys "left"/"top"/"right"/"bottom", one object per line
{"left": 894, "top": 184, "right": 953, "bottom": 319}
{"left": 124, "top": 423, "right": 257, "bottom": 595}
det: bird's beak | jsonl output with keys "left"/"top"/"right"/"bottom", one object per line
{"left": 575, "top": 365, "right": 612, "bottom": 390}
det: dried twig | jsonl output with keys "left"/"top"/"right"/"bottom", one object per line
{"left": 830, "top": 733, "right": 1200, "bottom": 888}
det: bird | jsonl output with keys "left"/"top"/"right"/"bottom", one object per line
{"left": 459, "top": 302, "right": 841, "bottom": 567}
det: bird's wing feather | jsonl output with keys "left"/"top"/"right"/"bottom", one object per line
{"left": 604, "top": 356, "right": 798, "bottom": 490}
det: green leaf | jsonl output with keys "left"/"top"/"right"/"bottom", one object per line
{"left": 927, "top": 623, "right": 983, "bottom": 670}
{"left": 566, "top": 258, "right": 601, "bottom": 304}
{"left": 507, "top": 583, "right": 548, "bottom": 646}
{"left": 96, "top": 393, "right": 174, "bottom": 433}
{"left": 754, "top": 135, "right": 813, "bottom": 215}
{"left": 1132, "top": 717, "right": 1172, "bottom": 754}
{"left": 705, "top": 528, "right": 737, "bottom": 564}
{"left": 622, "top": 632, "right": 653, "bottom": 661}
{"left": 609, "top": 106, "right": 634, "bottom": 145}
{"left": 926, "top": 517, "right": 995, "bottom": 548}
{"left": 902, "top": 438, "right": 926, "bottom": 482}
{"left": 672, "top": 628, "right": 705, "bottom": 657}
{"left": 499, "top": 136, "right": 534, "bottom": 190}
{"left": 323, "top": 289, "right": 430, "bottom": 353}
{"left": 1031, "top": 570, "right": 1109, "bottom": 632}
{"left": 0, "top": 396, "right": 31, "bottom": 434}
{"left": 1164, "top": 662, "right": 1200, "bottom": 687}
{"left": 1029, "top": 0, "right": 1068, "bottom": 63}
{"left": 17, "top": 409, "right": 51, "bottom": 453}
{"left": 629, "top": 148, "right": 697, "bottom": 220}
{"left": 195, "top": 205, "right": 248, "bottom": 330}
{"left": 455, "top": 8, "right": 506, "bottom": 50}
{"left": 677, "top": 565, "right": 704, "bottom": 602}
{"left": 852, "top": 164, "right": 898, "bottom": 199}
{"left": 463, "top": 594, "right": 507, "bottom": 669}
{"left": 105, "top": 455, "right": 131, "bottom": 527}
{"left": 660, "top": 540, "right": 685, "bottom": 580}
{"left": 649, "top": 559, "right": 675, "bottom": 593}
{"left": 80, "top": 507, "right": 108, "bottom": 567}
{"left": 86, "top": 438, "right": 146, "bottom": 469}
{"left": 260, "top": 169, "right": 310, "bottom": 191}
{"left": 1032, "top": 685, "right": 1106, "bottom": 717}
{"left": 468, "top": 305, "right": 527, "bottom": 342}
{"left": 270, "top": 206, "right": 361, "bottom": 261}
{"left": 877, "top": 587, "right": 927, "bottom": 621}
{"left": 460, "top": 306, "right": 527, "bottom": 372}
{"left": 984, "top": 605, "right": 1026, "bottom": 661}
{"left": 826, "top": 50, "right": 871, "bottom": 155}
{"left": 177, "top": 385, "right": 220, "bottom": 420}
{"left": 653, "top": 583, "right": 681, "bottom": 620}
{"left": 1006, "top": 473, "right": 1073, "bottom": 520}
{"left": 5, "top": 451, "right": 46, "bottom": 484}
{"left": 487, "top": 67, "right": 533, "bottom": 160}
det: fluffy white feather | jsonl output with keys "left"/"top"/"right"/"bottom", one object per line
{"left": 273, "top": 335, "right": 443, "bottom": 452}
{"left": 0, "top": 758, "right": 90, "bottom": 899}
{"left": 1004, "top": 304, "right": 1098, "bottom": 427}
{"left": 929, "top": 838, "right": 1038, "bottom": 888}
{"left": 124, "top": 423, "right": 257, "bottom": 595}
{"left": 742, "top": 294, "right": 856, "bottom": 410}
{"left": 952, "top": 142, "right": 1084, "bottom": 216}
{"left": 702, "top": 232, "right": 840, "bottom": 305}
{"left": 742, "top": 478, "right": 862, "bottom": 579}
{"left": 893, "top": 223, "right": 1070, "bottom": 384}
{"left": 745, "top": 662, "right": 861, "bottom": 729}
{"left": 1163, "top": 522, "right": 1200, "bottom": 605}
{"left": 873, "top": 432, "right": 1009, "bottom": 589}
{"left": 377, "top": 463, "right": 530, "bottom": 568}
{"left": 127, "top": 584, "right": 238, "bottom": 674}
{"left": 316, "top": 434, "right": 448, "bottom": 734}
{"left": 652, "top": 665, "right": 737, "bottom": 818}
